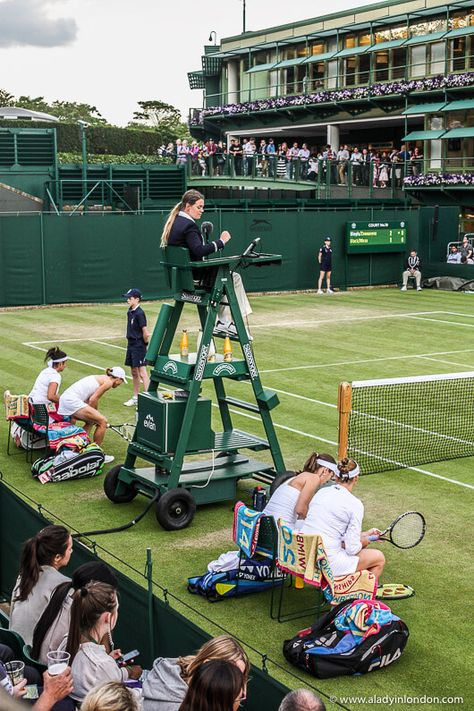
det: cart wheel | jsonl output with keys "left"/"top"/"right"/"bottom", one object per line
{"left": 269, "top": 471, "right": 297, "bottom": 499}
{"left": 155, "top": 488, "right": 196, "bottom": 530}
{"left": 103, "top": 465, "right": 137, "bottom": 503}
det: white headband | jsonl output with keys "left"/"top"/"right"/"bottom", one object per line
{"left": 316, "top": 458, "right": 340, "bottom": 475}
{"left": 48, "top": 357, "right": 68, "bottom": 367}
{"left": 341, "top": 464, "right": 360, "bottom": 479}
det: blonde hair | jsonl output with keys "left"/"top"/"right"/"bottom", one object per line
{"left": 160, "top": 189, "right": 204, "bottom": 247}
{"left": 81, "top": 681, "right": 139, "bottom": 711}
{"left": 178, "top": 635, "right": 250, "bottom": 684}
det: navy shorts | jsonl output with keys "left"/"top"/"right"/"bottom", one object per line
{"left": 320, "top": 262, "right": 332, "bottom": 272}
{"left": 125, "top": 342, "right": 147, "bottom": 368}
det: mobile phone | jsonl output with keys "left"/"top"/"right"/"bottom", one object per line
{"left": 24, "top": 685, "right": 39, "bottom": 700}
{"left": 118, "top": 649, "right": 140, "bottom": 665}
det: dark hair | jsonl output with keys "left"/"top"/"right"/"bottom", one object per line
{"left": 44, "top": 347, "right": 67, "bottom": 365}
{"left": 298, "top": 452, "right": 336, "bottom": 474}
{"left": 15, "top": 525, "right": 70, "bottom": 602}
{"left": 66, "top": 581, "right": 117, "bottom": 662}
{"left": 179, "top": 659, "right": 244, "bottom": 711}
{"left": 32, "top": 561, "right": 117, "bottom": 659}
{"left": 161, "top": 189, "right": 205, "bottom": 247}
{"left": 336, "top": 457, "right": 358, "bottom": 483}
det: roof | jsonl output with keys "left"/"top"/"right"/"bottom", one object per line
{"left": 0, "top": 106, "right": 59, "bottom": 122}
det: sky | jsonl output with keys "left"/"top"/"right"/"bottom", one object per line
{"left": 0, "top": 0, "right": 382, "bottom": 127}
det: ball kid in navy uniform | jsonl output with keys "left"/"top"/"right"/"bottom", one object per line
{"left": 123, "top": 288, "right": 150, "bottom": 407}
{"left": 317, "top": 237, "right": 334, "bottom": 294}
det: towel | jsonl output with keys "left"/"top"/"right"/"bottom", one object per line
{"left": 233, "top": 501, "right": 264, "bottom": 558}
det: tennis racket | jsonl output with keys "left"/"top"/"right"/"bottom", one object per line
{"left": 368, "top": 511, "right": 426, "bottom": 549}
{"left": 107, "top": 423, "right": 136, "bottom": 443}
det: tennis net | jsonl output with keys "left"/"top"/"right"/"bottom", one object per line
{"left": 338, "top": 372, "right": 474, "bottom": 474}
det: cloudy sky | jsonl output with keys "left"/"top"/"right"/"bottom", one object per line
{"left": 0, "top": 0, "right": 381, "bottom": 126}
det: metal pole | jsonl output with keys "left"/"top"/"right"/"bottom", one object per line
{"left": 81, "top": 125, "right": 87, "bottom": 202}
{"left": 242, "top": 0, "right": 246, "bottom": 33}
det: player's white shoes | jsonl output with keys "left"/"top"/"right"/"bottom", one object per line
{"left": 417, "top": 287, "right": 422, "bottom": 291}
{"left": 401, "top": 286, "right": 407, "bottom": 291}
{"left": 104, "top": 454, "right": 115, "bottom": 464}
{"left": 327, "top": 289, "right": 334, "bottom": 294}
{"left": 123, "top": 397, "right": 138, "bottom": 407}
{"left": 317, "top": 289, "right": 324, "bottom": 294}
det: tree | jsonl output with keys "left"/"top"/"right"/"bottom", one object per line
{"left": 0, "top": 89, "right": 14, "bottom": 106}
{"left": 14, "top": 96, "right": 107, "bottom": 124}
{"left": 131, "top": 100, "right": 182, "bottom": 129}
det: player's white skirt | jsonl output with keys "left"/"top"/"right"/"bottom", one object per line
{"left": 58, "top": 394, "right": 88, "bottom": 417}
{"left": 324, "top": 541, "right": 359, "bottom": 577}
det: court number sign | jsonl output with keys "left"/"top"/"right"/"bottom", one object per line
{"left": 346, "top": 221, "right": 407, "bottom": 253}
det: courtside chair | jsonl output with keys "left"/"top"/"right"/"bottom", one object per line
{"left": 0, "top": 628, "right": 26, "bottom": 662}
{"left": 25, "top": 403, "right": 50, "bottom": 463}
{"left": 23, "top": 644, "right": 47, "bottom": 674}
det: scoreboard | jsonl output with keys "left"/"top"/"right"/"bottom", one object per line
{"left": 346, "top": 221, "right": 407, "bottom": 253}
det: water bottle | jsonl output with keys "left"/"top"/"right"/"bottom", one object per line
{"left": 252, "top": 486, "right": 267, "bottom": 512}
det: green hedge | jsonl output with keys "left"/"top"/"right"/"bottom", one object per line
{"left": 58, "top": 152, "right": 174, "bottom": 165}
{"left": 0, "top": 120, "right": 167, "bottom": 155}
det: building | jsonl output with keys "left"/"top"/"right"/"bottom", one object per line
{"left": 188, "top": 0, "right": 474, "bottom": 232}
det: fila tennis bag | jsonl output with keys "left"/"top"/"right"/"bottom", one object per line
{"left": 32, "top": 445, "right": 105, "bottom": 483}
{"left": 283, "top": 600, "right": 409, "bottom": 678}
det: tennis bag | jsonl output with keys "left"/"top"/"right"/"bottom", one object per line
{"left": 283, "top": 599, "right": 409, "bottom": 679}
{"left": 188, "top": 558, "right": 285, "bottom": 601}
{"left": 31, "top": 444, "right": 105, "bottom": 483}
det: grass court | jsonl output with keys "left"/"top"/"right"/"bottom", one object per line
{"left": 1, "top": 287, "right": 473, "bottom": 711}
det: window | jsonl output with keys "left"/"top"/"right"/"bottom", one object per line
{"left": 309, "top": 61, "right": 325, "bottom": 90}
{"left": 310, "top": 42, "right": 325, "bottom": 56}
{"left": 344, "top": 56, "right": 356, "bottom": 86}
{"left": 430, "top": 42, "right": 445, "bottom": 74}
{"left": 344, "top": 34, "right": 356, "bottom": 49}
{"left": 410, "top": 44, "right": 426, "bottom": 78}
{"left": 359, "top": 33, "right": 372, "bottom": 46}
{"left": 327, "top": 60, "right": 338, "bottom": 88}
{"left": 375, "top": 51, "right": 389, "bottom": 81}
{"left": 451, "top": 38, "right": 466, "bottom": 71}
{"left": 359, "top": 53, "right": 371, "bottom": 84}
{"left": 392, "top": 48, "right": 406, "bottom": 79}
{"left": 429, "top": 115, "right": 443, "bottom": 169}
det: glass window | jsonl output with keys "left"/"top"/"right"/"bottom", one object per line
{"left": 429, "top": 116, "right": 443, "bottom": 170}
{"left": 327, "top": 60, "right": 338, "bottom": 88}
{"left": 310, "top": 61, "right": 325, "bottom": 90}
{"left": 253, "top": 51, "right": 268, "bottom": 66}
{"left": 451, "top": 38, "right": 466, "bottom": 71}
{"left": 392, "top": 48, "right": 406, "bottom": 79}
{"left": 269, "top": 69, "right": 279, "bottom": 96}
{"left": 359, "top": 53, "right": 370, "bottom": 84}
{"left": 310, "top": 42, "right": 325, "bottom": 56}
{"left": 345, "top": 56, "right": 356, "bottom": 86}
{"left": 430, "top": 42, "right": 445, "bottom": 74}
{"left": 374, "top": 51, "right": 389, "bottom": 81}
{"left": 359, "top": 33, "right": 372, "bottom": 46}
{"left": 410, "top": 45, "right": 426, "bottom": 78}
{"left": 345, "top": 34, "right": 356, "bottom": 49}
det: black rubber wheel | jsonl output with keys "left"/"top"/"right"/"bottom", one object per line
{"left": 103, "top": 464, "right": 137, "bottom": 503}
{"left": 269, "top": 471, "right": 297, "bottom": 499}
{"left": 155, "top": 488, "right": 196, "bottom": 530}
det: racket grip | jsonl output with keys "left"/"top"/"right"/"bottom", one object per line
{"left": 368, "top": 534, "right": 379, "bottom": 542}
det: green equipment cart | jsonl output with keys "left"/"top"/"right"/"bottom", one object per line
{"left": 103, "top": 242, "right": 286, "bottom": 530}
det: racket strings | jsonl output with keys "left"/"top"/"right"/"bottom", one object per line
{"left": 390, "top": 513, "right": 425, "bottom": 548}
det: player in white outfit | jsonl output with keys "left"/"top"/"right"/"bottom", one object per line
{"left": 299, "top": 458, "right": 385, "bottom": 580}
{"left": 29, "top": 346, "right": 68, "bottom": 411}
{"left": 58, "top": 367, "right": 126, "bottom": 460}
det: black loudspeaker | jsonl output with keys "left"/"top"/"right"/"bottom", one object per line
{"left": 123, "top": 184, "right": 139, "bottom": 211}
{"left": 432, "top": 205, "right": 439, "bottom": 241}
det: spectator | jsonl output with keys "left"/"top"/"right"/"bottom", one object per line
{"left": 378, "top": 151, "right": 390, "bottom": 188}
{"left": 278, "top": 689, "right": 326, "bottom": 711}
{"left": 243, "top": 138, "right": 256, "bottom": 176}
{"left": 298, "top": 143, "right": 310, "bottom": 179}
{"left": 447, "top": 245, "right": 461, "bottom": 263}
{"left": 410, "top": 146, "right": 423, "bottom": 176}
{"left": 360, "top": 147, "right": 370, "bottom": 186}
{"left": 349, "top": 147, "right": 362, "bottom": 185}
{"left": 178, "top": 660, "right": 245, "bottom": 711}
{"left": 288, "top": 141, "right": 299, "bottom": 179}
{"left": 143, "top": 635, "right": 249, "bottom": 711}
{"left": 267, "top": 137, "right": 276, "bottom": 177}
{"left": 258, "top": 139, "right": 268, "bottom": 177}
{"left": 461, "top": 235, "right": 473, "bottom": 261}
{"left": 401, "top": 249, "right": 422, "bottom": 291}
{"left": 32, "top": 561, "right": 118, "bottom": 665}
{"left": 215, "top": 141, "right": 226, "bottom": 176}
{"left": 277, "top": 143, "right": 288, "bottom": 178}
{"left": 81, "top": 681, "right": 139, "bottom": 711}
{"left": 336, "top": 144, "right": 349, "bottom": 185}
{"left": 10, "top": 526, "right": 72, "bottom": 646}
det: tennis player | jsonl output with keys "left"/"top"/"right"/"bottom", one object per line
{"left": 28, "top": 346, "right": 68, "bottom": 417}
{"left": 298, "top": 458, "right": 385, "bottom": 580}
{"left": 58, "top": 368, "right": 127, "bottom": 461}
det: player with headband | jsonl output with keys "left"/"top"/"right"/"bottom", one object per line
{"left": 263, "top": 452, "right": 338, "bottom": 527}
{"left": 298, "top": 457, "right": 386, "bottom": 580}
{"left": 28, "top": 346, "right": 68, "bottom": 419}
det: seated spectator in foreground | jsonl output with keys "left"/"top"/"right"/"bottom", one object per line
{"left": 178, "top": 659, "right": 245, "bottom": 711}
{"left": 32, "top": 561, "right": 118, "bottom": 665}
{"left": 0, "top": 661, "right": 73, "bottom": 711}
{"left": 278, "top": 688, "right": 326, "bottom": 711}
{"left": 143, "top": 635, "right": 249, "bottom": 711}
{"left": 447, "top": 245, "right": 461, "bottom": 263}
{"left": 461, "top": 254, "right": 474, "bottom": 265}
{"left": 401, "top": 249, "right": 422, "bottom": 291}
{"left": 81, "top": 681, "right": 139, "bottom": 711}
{"left": 461, "top": 235, "right": 473, "bottom": 261}
{"left": 10, "top": 525, "right": 72, "bottom": 646}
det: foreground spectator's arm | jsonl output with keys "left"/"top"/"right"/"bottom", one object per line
{"left": 33, "top": 668, "right": 73, "bottom": 711}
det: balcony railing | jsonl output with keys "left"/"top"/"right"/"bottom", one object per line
{"left": 403, "top": 156, "right": 474, "bottom": 188}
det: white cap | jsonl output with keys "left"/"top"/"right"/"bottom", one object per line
{"left": 109, "top": 366, "right": 127, "bottom": 383}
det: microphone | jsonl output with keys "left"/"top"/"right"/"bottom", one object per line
{"left": 242, "top": 237, "right": 261, "bottom": 257}
{"left": 201, "top": 221, "right": 214, "bottom": 242}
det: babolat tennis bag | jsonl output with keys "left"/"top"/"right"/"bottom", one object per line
{"left": 188, "top": 558, "right": 284, "bottom": 601}
{"left": 31, "top": 444, "right": 105, "bottom": 483}
{"left": 283, "top": 599, "right": 409, "bottom": 678}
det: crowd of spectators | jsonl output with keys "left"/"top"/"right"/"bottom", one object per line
{"left": 158, "top": 137, "right": 424, "bottom": 186}
{"left": 446, "top": 235, "right": 474, "bottom": 264}
{"left": 1, "top": 525, "right": 326, "bottom": 711}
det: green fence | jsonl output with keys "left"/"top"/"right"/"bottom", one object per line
{"left": 0, "top": 204, "right": 460, "bottom": 306}
{"left": 0, "top": 479, "right": 291, "bottom": 710}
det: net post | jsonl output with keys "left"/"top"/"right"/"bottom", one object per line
{"left": 337, "top": 381, "right": 352, "bottom": 461}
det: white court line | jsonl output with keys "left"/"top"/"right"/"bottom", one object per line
{"left": 407, "top": 315, "right": 474, "bottom": 328}
{"left": 25, "top": 335, "right": 122, "bottom": 345}
{"left": 22, "top": 341, "right": 474, "bottom": 490}
{"left": 418, "top": 356, "right": 474, "bottom": 369}
{"left": 25, "top": 343, "right": 106, "bottom": 372}
{"left": 92, "top": 340, "right": 126, "bottom": 351}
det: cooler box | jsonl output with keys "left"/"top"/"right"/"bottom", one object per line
{"left": 136, "top": 392, "right": 214, "bottom": 453}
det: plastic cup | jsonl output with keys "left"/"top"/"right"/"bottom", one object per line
{"left": 47, "top": 650, "right": 70, "bottom": 675}
{"left": 5, "top": 660, "right": 25, "bottom": 685}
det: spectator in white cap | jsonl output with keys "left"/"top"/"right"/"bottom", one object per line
{"left": 58, "top": 368, "right": 127, "bottom": 461}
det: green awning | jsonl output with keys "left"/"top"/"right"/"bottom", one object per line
{"left": 303, "top": 51, "right": 337, "bottom": 64}
{"left": 445, "top": 25, "right": 474, "bottom": 38}
{"left": 367, "top": 39, "right": 406, "bottom": 51}
{"left": 334, "top": 45, "right": 370, "bottom": 58}
{"left": 403, "top": 102, "right": 447, "bottom": 115}
{"left": 402, "top": 130, "right": 446, "bottom": 140}
{"left": 272, "top": 57, "right": 306, "bottom": 69}
{"left": 442, "top": 127, "right": 474, "bottom": 138}
{"left": 246, "top": 62, "right": 276, "bottom": 73}
{"left": 441, "top": 100, "right": 474, "bottom": 111}
{"left": 405, "top": 31, "right": 447, "bottom": 45}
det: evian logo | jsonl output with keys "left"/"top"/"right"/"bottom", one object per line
{"left": 163, "top": 361, "right": 178, "bottom": 375}
{"left": 143, "top": 414, "right": 156, "bottom": 431}
{"left": 213, "top": 363, "right": 237, "bottom": 376}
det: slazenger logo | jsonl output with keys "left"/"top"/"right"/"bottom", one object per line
{"left": 213, "top": 363, "right": 236, "bottom": 376}
{"left": 163, "top": 361, "right": 178, "bottom": 374}
{"left": 249, "top": 219, "right": 272, "bottom": 232}
{"left": 195, "top": 344, "right": 210, "bottom": 381}
{"left": 144, "top": 414, "right": 156, "bottom": 431}
{"left": 181, "top": 292, "right": 203, "bottom": 303}
{"left": 242, "top": 343, "right": 258, "bottom": 379}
